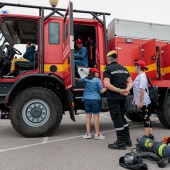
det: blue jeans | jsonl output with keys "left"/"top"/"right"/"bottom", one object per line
{"left": 84, "top": 99, "right": 101, "bottom": 114}
{"left": 75, "top": 60, "right": 88, "bottom": 67}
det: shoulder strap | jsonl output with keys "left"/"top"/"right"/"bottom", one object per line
{"left": 146, "top": 76, "right": 153, "bottom": 87}
{"left": 145, "top": 76, "right": 151, "bottom": 94}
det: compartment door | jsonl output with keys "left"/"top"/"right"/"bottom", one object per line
{"left": 143, "top": 39, "right": 157, "bottom": 79}
{"left": 117, "top": 42, "right": 141, "bottom": 80}
{"left": 63, "top": 1, "right": 75, "bottom": 89}
{"left": 162, "top": 44, "right": 170, "bottom": 79}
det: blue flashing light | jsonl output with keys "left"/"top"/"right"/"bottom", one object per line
{"left": 1, "top": 10, "right": 10, "bottom": 14}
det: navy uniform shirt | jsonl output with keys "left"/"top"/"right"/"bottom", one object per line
{"left": 103, "top": 61, "right": 130, "bottom": 100}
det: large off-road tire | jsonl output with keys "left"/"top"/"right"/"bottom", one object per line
{"left": 158, "top": 96, "right": 170, "bottom": 129}
{"left": 10, "top": 87, "right": 63, "bottom": 137}
{"left": 125, "top": 112, "right": 143, "bottom": 122}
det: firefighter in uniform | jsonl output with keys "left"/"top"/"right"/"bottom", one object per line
{"left": 103, "top": 50, "right": 133, "bottom": 150}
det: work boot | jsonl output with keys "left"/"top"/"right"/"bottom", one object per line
{"left": 125, "top": 139, "right": 132, "bottom": 147}
{"left": 108, "top": 130, "right": 126, "bottom": 150}
{"left": 149, "top": 134, "right": 154, "bottom": 140}
{"left": 143, "top": 135, "right": 149, "bottom": 138}
{"left": 108, "top": 141, "right": 126, "bottom": 150}
{"left": 124, "top": 127, "right": 132, "bottom": 147}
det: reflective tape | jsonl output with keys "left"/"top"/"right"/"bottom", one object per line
{"left": 158, "top": 144, "right": 166, "bottom": 157}
{"left": 115, "top": 127, "right": 124, "bottom": 131}
{"left": 124, "top": 124, "right": 129, "bottom": 127}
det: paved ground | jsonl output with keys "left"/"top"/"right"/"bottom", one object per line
{"left": 0, "top": 111, "right": 170, "bottom": 170}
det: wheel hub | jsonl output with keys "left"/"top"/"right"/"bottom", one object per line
{"left": 22, "top": 99, "right": 50, "bottom": 127}
{"left": 30, "top": 107, "right": 42, "bottom": 118}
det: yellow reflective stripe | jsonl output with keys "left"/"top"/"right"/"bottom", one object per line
{"left": 158, "top": 144, "right": 166, "bottom": 157}
{"left": 43, "top": 62, "right": 168, "bottom": 74}
{"left": 125, "top": 66, "right": 135, "bottom": 73}
{"left": 125, "top": 63, "right": 157, "bottom": 73}
{"left": 44, "top": 59, "right": 69, "bottom": 72}
{"left": 100, "top": 63, "right": 157, "bottom": 74}
{"left": 161, "top": 67, "right": 170, "bottom": 75}
{"left": 100, "top": 65, "right": 106, "bottom": 72}
{"left": 146, "top": 63, "right": 156, "bottom": 72}
{"left": 44, "top": 64, "right": 63, "bottom": 72}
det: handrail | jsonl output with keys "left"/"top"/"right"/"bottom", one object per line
{"left": 0, "top": 2, "right": 110, "bottom": 17}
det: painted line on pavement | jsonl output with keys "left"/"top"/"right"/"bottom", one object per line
{"left": 63, "top": 115, "right": 86, "bottom": 117}
{"left": 100, "top": 114, "right": 111, "bottom": 119}
{"left": 0, "top": 122, "right": 159, "bottom": 153}
{"left": 41, "top": 137, "right": 48, "bottom": 144}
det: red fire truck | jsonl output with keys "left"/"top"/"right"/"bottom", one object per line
{"left": 107, "top": 19, "right": 170, "bottom": 129}
{"left": 0, "top": 1, "right": 169, "bottom": 137}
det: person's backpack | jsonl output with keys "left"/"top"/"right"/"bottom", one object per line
{"left": 145, "top": 77, "right": 159, "bottom": 103}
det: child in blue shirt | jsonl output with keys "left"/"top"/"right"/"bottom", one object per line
{"left": 76, "top": 68, "right": 106, "bottom": 139}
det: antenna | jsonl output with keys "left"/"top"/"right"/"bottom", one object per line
{"left": 11, "top": 8, "right": 15, "bottom": 14}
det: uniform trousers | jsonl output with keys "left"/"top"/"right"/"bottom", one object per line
{"left": 107, "top": 99, "right": 128, "bottom": 131}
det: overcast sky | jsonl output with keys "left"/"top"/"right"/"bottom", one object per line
{"left": 1, "top": 0, "right": 170, "bottom": 26}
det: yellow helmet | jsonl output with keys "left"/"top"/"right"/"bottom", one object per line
{"left": 106, "top": 50, "right": 117, "bottom": 57}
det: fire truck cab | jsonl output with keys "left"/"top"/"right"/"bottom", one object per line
{"left": 0, "top": 1, "right": 109, "bottom": 137}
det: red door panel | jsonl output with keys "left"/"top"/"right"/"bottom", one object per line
{"left": 62, "top": 1, "right": 76, "bottom": 121}
{"left": 143, "top": 39, "right": 157, "bottom": 79}
{"left": 162, "top": 44, "right": 170, "bottom": 79}
{"left": 117, "top": 42, "right": 141, "bottom": 80}
{"left": 63, "top": 1, "right": 75, "bottom": 89}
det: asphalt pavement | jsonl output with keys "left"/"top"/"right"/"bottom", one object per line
{"left": 0, "top": 111, "right": 169, "bottom": 170}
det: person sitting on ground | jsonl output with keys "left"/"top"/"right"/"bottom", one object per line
{"left": 6, "top": 41, "right": 36, "bottom": 76}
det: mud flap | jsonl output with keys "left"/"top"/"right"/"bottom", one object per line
{"left": 65, "top": 89, "right": 76, "bottom": 122}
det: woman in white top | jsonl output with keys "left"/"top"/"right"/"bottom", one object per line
{"left": 132, "top": 60, "right": 154, "bottom": 139}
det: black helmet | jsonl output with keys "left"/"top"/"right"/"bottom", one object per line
{"left": 119, "top": 153, "right": 148, "bottom": 170}
{"left": 120, "top": 153, "right": 142, "bottom": 166}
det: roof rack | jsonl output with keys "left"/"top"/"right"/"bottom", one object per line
{"left": 0, "top": 2, "right": 110, "bottom": 22}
